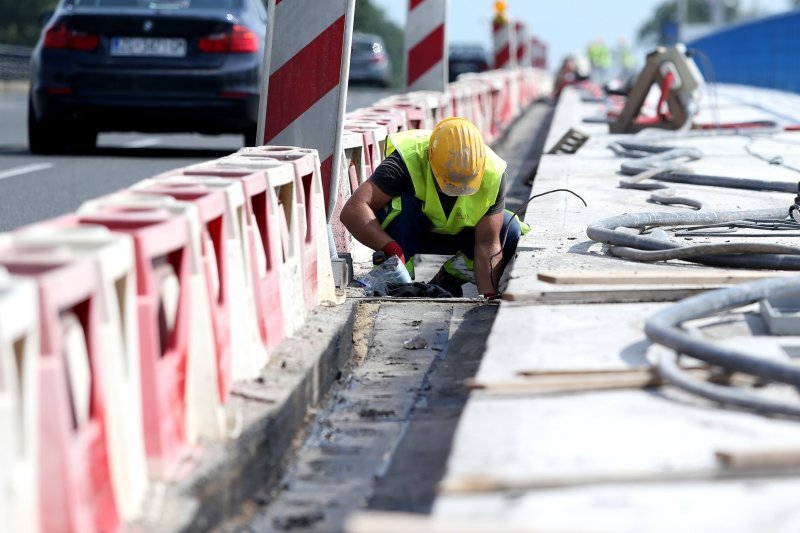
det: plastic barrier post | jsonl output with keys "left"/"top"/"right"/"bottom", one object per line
{"left": 80, "top": 191, "right": 226, "bottom": 443}
{"left": 189, "top": 157, "right": 306, "bottom": 337}
{"left": 343, "top": 120, "right": 389, "bottom": 175}
{"left": 405, "top": 0, "right": 447, "bottom": 92}
{"left": 128, "top": 184, "right": 234, "bottom": 403}
{"left": 135, "top": 175, "right": 268, "bottom": 381}
{"left": 0, "top": 270, "right": 39, "bottom": 533}
{"left": 78, "top": 198, "right": 226, "bottom": 450}
{"left": 13, "top": 224, "right": 148, "bottom": 521}
{"left": 0, "top": 245, "right": 119, "bottom": 533}
{"left": 237, "top": 146, "right": 338, "bottom": 306}
{"left": 258, "top": 0, "right": 356, "bottom": 218}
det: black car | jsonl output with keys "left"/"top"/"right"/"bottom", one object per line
{"left": 28, "top": 0, "right": 267, "bottom": 154}
{"left": 448, "top": 44, "right": 489, "bottom": 83}
{"left": 349, "top": 33, "right": 391, "bottom": 88}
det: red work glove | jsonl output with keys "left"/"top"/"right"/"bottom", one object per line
{"left": 481, "top": 291, "right": 499, "bottom": 300}
{"left": 382, "top": 241, "right": 406, "bottom": 265}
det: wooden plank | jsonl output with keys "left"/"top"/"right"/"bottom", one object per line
{"left": 537, "top": 270, "right": 792, "bottom": 286}
{"left": 466, "top": 367, "right": 748, "bottom": 395}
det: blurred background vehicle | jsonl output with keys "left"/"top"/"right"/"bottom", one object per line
{"left": 28, "top": 0, "right": 267, "bottom": 154}
{"left": 349, "top": 32, "right": 391, "bottom": 88}
{"left": 448, "top": 43, "right": 489, "bottom": 82}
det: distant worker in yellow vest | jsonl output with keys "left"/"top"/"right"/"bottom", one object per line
{"left": 340, "top": 117, "right": 529, "bottom": 298}
{"left": 587, "top": 37, "right": 612, "bottom": 82}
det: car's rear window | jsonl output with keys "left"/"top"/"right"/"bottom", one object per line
{"left": 352, "top": 39, "right": 382, "bottom": 54}
{"left": 70, "top": 0, "right": 241, "bottom": 9}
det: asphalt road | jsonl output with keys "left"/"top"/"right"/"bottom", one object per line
{"left": 0, "top": 87, "right": 391, "bottom": 231}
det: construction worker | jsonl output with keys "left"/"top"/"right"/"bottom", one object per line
{"left": 340, "top": 117, "right": 529, "bottom": 297}
{"left": 586, "top": 37, "right": 612, "bottom": 83}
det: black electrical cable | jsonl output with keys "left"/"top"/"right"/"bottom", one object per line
{"left": 489, "top": 188, "right": 588, "bottom": 294}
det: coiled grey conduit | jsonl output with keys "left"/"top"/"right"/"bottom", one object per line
{"left": 586, "top": 207, "right": 800, "bottom": 270}
{"left": 645, "top": 276, "right": 800, "bottom": 417}
{"left": 612, "top": 141, "right": 798, "bottom": 194}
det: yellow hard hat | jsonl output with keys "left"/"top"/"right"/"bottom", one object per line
{"left": 428, "top": 117, "right": 486, "bottom": 197}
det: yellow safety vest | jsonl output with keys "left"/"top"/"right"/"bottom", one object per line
{"left": 382, "top": 130, "right": 505, "bottom": 235}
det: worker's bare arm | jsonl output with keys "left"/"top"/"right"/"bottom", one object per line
{"left": 473, "top": 212, "right": 504, "bottom": 295}
{"left": 340, "top": 181, "right": 396, "bottom": 251}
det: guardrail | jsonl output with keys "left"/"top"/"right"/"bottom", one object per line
{"left": 0, "top": 44, "right": 32, "bottom": 81}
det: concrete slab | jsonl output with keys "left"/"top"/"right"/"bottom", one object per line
{"left": 475, "top": 302, "right": 663, "bottom": 382}
{"left": 431, "top": 84, "right": 800, "bottom": 532}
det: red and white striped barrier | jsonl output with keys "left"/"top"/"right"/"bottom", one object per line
{"left": 0, "top": 269, "right": 39, "bottom": 533}
{"left": 492, "top": 16, "right": 516, "bottom": 70}
{"left": 13, "top": 224, "right": 149, "bottom": 522}
{"left": 531, "top": 36, "right": 547, "bottom": 69}
{"left": 515, "top": 22, "right": 530, "bottom": 70}
{"left": 258, "top": 0, "right": 356, "bottom": 218}
{"left": 405, "top": 0, "right": 447, "bottom": 92}
{"left": 0, "top": 244, "right": 119, "bottom": 532}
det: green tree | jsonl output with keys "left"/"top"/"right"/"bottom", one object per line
{"left": 637, "top": 0, "right": 746, "bottom": 46}
{"left": 354, "top": 0, "right": 404, "bottom": 87}
{"left": 0, "top": 0, "right": 58, "bottom": 46}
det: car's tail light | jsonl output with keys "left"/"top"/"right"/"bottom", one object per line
{"left": 199, "top": 25, "right": 258, "bottom": 54}
{"left": 230, "top": 25, "right": 258, "bottom": 53}
{"left": 198, "top": 32, "right": 229, "bottom": 53}
{"left": 43, "top": 24, "right": 99, "bottom": 51}
{"left": 69, "top": 30, "right": 99, "bottom": 51}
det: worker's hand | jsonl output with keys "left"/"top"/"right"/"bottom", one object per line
{"left": 382, "top": 241, "right": 406, "bottom": 265}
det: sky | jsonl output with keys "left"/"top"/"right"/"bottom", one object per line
{"left": 371, "top": 0, "right": 793, "bottom": 68}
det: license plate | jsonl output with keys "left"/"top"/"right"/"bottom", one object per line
{"left": 110, "top": 37, "right": 187, "bottom": 58}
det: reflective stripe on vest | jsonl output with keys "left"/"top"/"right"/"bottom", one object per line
{"left": 385, "top": 130, "right": 505, "bottom": 235}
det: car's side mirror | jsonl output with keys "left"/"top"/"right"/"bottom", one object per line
{"left": 38, "top": 11, "right": 54, "bottom": 27}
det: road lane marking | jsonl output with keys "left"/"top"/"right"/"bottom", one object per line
{"left": 123, "top": 137, "right": 161, "bottom": 149}
{"left": 0, "top": 163, "right": 54, "bottom": 181}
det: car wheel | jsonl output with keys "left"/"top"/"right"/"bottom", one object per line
{"left": 243, "top": 126, "right": 258, "bottom": 148}
{"left": 28, "top": 95, "right": 63, "bottom": 155}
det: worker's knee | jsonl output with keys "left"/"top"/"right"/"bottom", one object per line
{"left": 500, "top": 211, "right": 522, "bottom": 256}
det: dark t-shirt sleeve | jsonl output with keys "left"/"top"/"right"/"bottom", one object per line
{"left": 484, "top": 172, "right": 507, "bottom": 216}
{"left": 368, "top": 151, "right": 414, "bottom": 198}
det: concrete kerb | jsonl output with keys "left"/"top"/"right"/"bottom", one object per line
{"left": 135, "top": 299, "right": 359, "bottom": 532}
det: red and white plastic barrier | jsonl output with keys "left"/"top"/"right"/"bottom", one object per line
{"left": 200, "top": 155, "right": 309, "bottom": 336}
{"left": 79, "top": 197, "right": 227, "bottom": 447}
{"left": 12, "top": 225, "right": 148, "bottom": 521}
{"left": 0, "top": 244, "right": 119, "bottom": 532}
{"left": 405, "top": 0, "right": 447, "bottom": 92}
{"left": 0, "top": 269, "right": 39, "bottom": 533}
{"left": 237, "top": 146, "right": 338, "bottom": 307}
